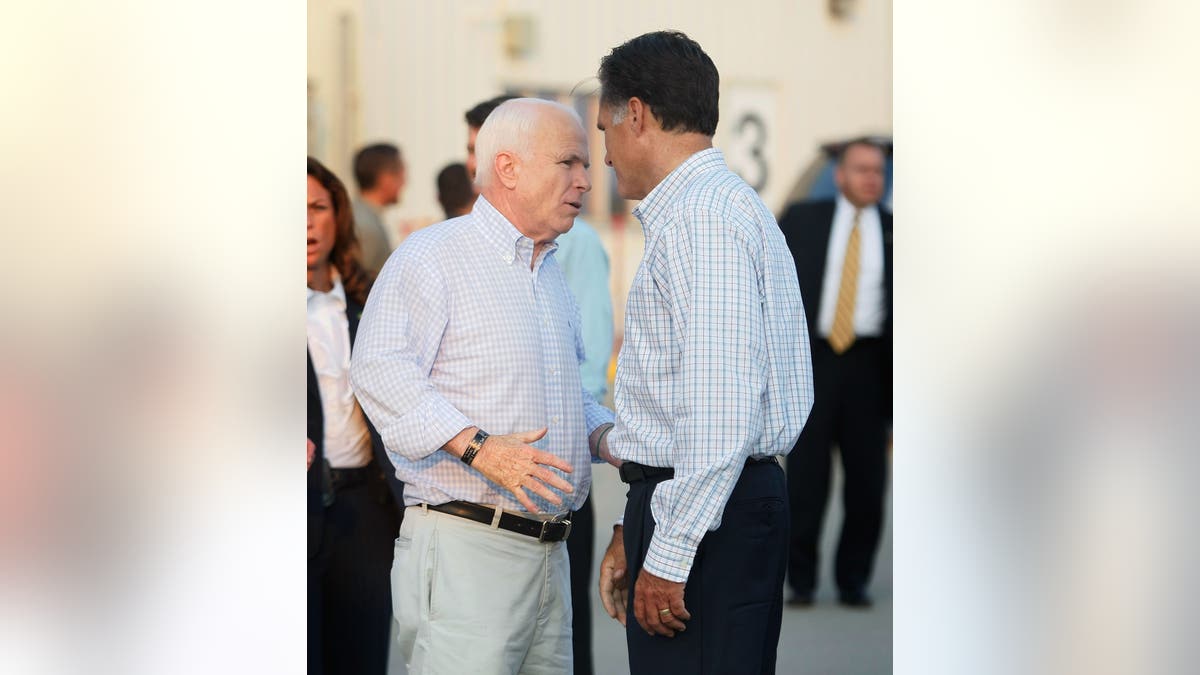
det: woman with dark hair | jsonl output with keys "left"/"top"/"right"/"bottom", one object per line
{"left": 307, "top": 156, "right": 400, "bottom": 675}
{"left": 307, "top": 156, "right": 374, "bottom": 303}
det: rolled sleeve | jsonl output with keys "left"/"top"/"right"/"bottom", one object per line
{"left": 350, "top": 249, "right": 471, "bottom": 460}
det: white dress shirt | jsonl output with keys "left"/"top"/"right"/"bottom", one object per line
{"left": 350, "top": 196, "right": 614, "bottom": 513}
{"left": 817, "top": 193, "right": 886, "bottom": 338}
{"left": 307, "top": 273, "right": 373, "bottom": 468}
{"left": 610, "top": 149, "right": 814, "bottom": 582}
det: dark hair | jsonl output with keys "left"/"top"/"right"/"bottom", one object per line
{"left": 436, "top": 162, "right": 475, "bottom": 218}
{"left": 598, "top": 30, "right": 719, "bottom": 136}
{"left": 307, "top": 156, "right": 373, "bottom": 305}
{"left": 835, "top": 137, "right": 886, "bottom": 166}
{"left": 351, "top": 143, "right": 403, "bottom": 191}
{"left": 464, "top": 95, "right": 519, "bottom": 129}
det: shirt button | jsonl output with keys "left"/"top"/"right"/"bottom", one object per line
{"left": 551, "top": 416, "right": 560, "bottom": 424}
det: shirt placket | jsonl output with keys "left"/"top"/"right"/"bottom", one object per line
{"left": 531, "top": 260, "right": 564, "bottom": 442}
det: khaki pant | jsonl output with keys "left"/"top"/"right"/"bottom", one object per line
{"left": 392, "top": 505, "right": 572, "bottom": 674}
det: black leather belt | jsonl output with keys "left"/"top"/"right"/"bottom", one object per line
{"left": 618, "top": 455, "right": 779, "bottom": 484}
{"left": 425, "top": 500, "right": 572, "bottom": 543}
{"left": 329, "top": 465, "right": 376, "bottom": 489}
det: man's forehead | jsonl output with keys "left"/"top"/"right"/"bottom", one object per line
{"left": 555, "top": 148, "right": 589, "bottom": 161}
{"left": 844, "top": 144, "right": 884, "bottom": 163}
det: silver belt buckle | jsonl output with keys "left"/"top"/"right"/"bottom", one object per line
{"left": 539, "top": 517, "right": 572, "bottom": 542}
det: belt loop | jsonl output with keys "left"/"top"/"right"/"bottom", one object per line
{"left": 420, "top": 502, "right": 428, "bottom": 515}
{"left": 490, "top": 504, "right": 503, "bottom": 529}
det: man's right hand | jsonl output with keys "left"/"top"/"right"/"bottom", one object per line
{"left": 467, "top": 427, "right": 574, "bottom": 513}
{"left": 599, "top": 525, "right": 628, "bottom": 626}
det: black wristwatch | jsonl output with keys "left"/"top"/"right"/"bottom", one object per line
{"left": 461, "top": 429, "right": 489, "bottom": 466}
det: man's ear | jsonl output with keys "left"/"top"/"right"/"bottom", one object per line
{"left": 628, "top": 97, "right": 649, "bottom": 136}
{"left": 494, "top": 150, "right": 519, "bottom": 189}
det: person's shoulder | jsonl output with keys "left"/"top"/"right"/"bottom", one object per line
{"left": 351, "top": 197, "right": 379, "bottom": 219}
{"left": 682, "top": 169, "right": 770, "bottom": 226}
{"left": 395, "top": 216, "right": 471, "bottom": 261}
{"left": 779, "top": 199, "right": 835, "bottom": 225}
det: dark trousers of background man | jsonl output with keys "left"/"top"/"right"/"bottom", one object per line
{"left": 566, "top": 495, "right": 596, "bottom": 675}
{"left": 308, "top": 468, "right": 399, "bottom": 675}
{"left": 787, "top": 337, "right": 889, "bottom": 598}
{"left": 623, "top": 460, "right": 789, "bottom": 675}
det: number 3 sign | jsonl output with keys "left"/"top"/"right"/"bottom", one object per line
{"left": 724, "top": 84, "right": 777, "bottom": 195}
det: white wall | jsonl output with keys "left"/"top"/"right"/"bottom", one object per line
{"left": 307, "top": 0, "right": 366, "bottom": 183}
{"left": 309, "top": 0, "right": 891, "bottom": 234}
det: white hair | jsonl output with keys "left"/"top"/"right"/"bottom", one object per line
{"left": 610, "top": 103, "right": 627, "bottom": 126}
{"left": 473, "top": 98, "right": 584, "bottom": 190}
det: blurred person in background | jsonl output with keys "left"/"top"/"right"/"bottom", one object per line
{"left": 351, "top": 98, "right": 619, "bottom": 674}
{"left": 777, "top": 138, "right": 893, "bottom": 608}
{"left": 435, "top": 161, "right": 475, "bottom": 218}
{"left": 594, "top": 31, "right": 812, "bottom": 674}
{"left": 350, "top": 143, "right": 406, "bottom": 276}
{"left": 465, "top": 94, "right": 615, "bottom": 675}
{"left": 307, "top": 156, "right": 402, "bottom": 675}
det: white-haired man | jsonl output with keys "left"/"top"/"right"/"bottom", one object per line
{"left": 351, "top": 98, "right": 618, "bottom": 674}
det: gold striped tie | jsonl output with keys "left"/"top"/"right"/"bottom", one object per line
{"left": 829, "top": 210, "right": 861, "bottom": 354}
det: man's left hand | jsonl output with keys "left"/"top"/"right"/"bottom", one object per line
{"left": 633, "top": 569, "right": 690, "bottom": 637}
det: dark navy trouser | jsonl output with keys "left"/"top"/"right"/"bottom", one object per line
{"left": 624, "top": 459, "right": 789, "bottom": 675}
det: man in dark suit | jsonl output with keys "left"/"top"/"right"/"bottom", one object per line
{"left": 778, "top": 139, "right": 892, "bottom": 608}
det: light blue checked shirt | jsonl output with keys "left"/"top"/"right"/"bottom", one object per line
{"left": 553, "top": 218, "right": 614, "bottom": 402}
{"left": 350, "top": 196, "right": 615, "bottom": 514}
{"left": 610, "top": 148, "right": 814, "bottom": 582}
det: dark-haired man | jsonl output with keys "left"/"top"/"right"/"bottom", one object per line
{"left": 778, "top": 139, "right": 893, "bottom": 610}
{"left": 435, "top": 162, "right": 474, "bottom": 218}
{"left": 350, "top": 143, "right": 406, "bottom": 275}
{"left": 594, "top": 31, "right": 813, "bottom": 674}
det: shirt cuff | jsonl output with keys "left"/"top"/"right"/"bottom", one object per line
{"left": 641, "top": 531, "right": 699, "bottom": 583}
{"left": 584, "top": 404, "right": 615, "bottom": 434}
{"left": 409, "top": 396, "right": 472, "bottom": 459}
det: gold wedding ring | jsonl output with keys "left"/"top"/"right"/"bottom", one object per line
{"left": 658, "top": 608, "right": 673, "bottom": 616}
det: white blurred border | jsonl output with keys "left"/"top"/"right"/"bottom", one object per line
{"left": 898, "top": 2, "right": 1200, "bottom": 674}
{"left": 5, "top": 0, "right": 1200, "bottom": 672}
{"left": 1, "top": 2, "right": 302, "bottom": 673}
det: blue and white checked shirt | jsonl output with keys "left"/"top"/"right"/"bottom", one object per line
{"left": 610, "top": 149, "right": 814, "bottom": 582}
{"left": 350, "top": 196, "right": 615, "bottom": 514}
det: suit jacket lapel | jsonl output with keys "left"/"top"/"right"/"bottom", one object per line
{"left": 879, "top": 207, "right": 893, "bottom": 321}
{"left": 810, "top": 201, "right": 836, "bottom": 322}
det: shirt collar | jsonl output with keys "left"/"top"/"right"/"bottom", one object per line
{"left": 836, "top": 192, "right": 877, "bottom": 221}
{"left": 632, "top": 148, "right": 726, "bottom": 235}
{"left": 307, "top": 269, "right": 346, "bottom": 307}
{"left": 471, "top": 194, "right": 558, "bottom": 266}
{"left": 835, "top": 192, "right": 857, "bottom": 218}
